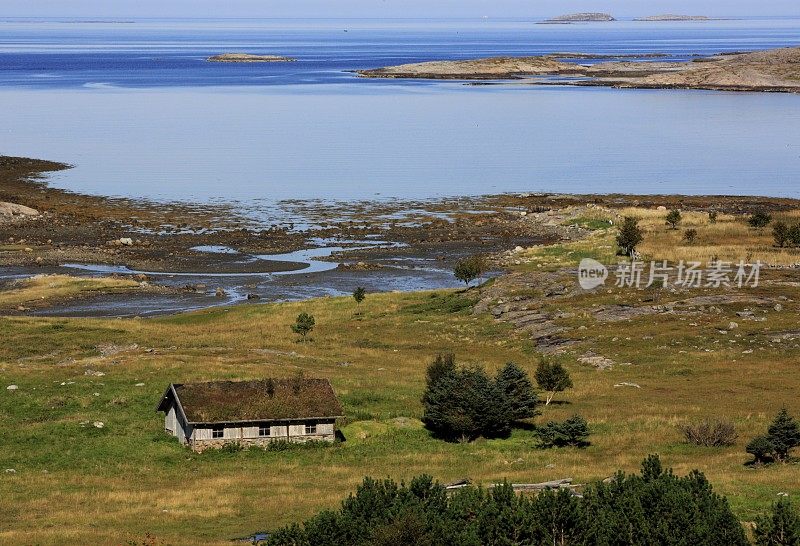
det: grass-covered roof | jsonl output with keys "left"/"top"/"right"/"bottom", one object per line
{"left": 166, "top": 379, "right": 342, "bottom": 424}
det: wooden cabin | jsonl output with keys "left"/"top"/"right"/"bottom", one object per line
{"left": 156, "top": 378, "right": 343, "bottom": 452}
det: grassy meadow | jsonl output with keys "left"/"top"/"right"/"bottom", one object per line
{"left": 1, "top": 205, "right": 799, "bottom": 544}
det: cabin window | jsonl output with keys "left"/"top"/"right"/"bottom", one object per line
{"left": 259, "top": 425, "right": 271, "bottom": 437}
{"left": 212, "top": 426, "right": 224, "bottom": 439}
{"left": 305, "top": 423, "right": 317, "bottom": 435}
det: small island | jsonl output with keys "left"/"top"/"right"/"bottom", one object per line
{"left": 539, "top": 13, "right": 616, "bottom": 24}
{"left": 207, "top": 53, "right": 295, "bottom": 63}
{"left": 634, "top": 15, "right": 712, "bottom": 22}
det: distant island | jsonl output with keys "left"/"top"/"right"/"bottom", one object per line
{"left": 634, "top": 15, "right": 712, "bottom": 22}
{"left": 538, "top": 13, "right": 616, "bottom": 24}
{"left": 357, "top": 46, "right": 800, "bottom": 93}
{"left": 207, "top": 53, "right": 295, "bottom": 63}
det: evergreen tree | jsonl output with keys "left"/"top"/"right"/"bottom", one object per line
{"left": 747, "top": 436, "right": 776, "bottom": 465}
{"left": 665, "top": 209, "right": 682, "bottom": 229}
{"left": 352, "top": 286, "right": 366, "bottom": 306}
{"left": 754, "top": 499, "right": 800, "bottom": 546}
{"left": 774, "top": 221, "right": 790, "bottom": 248}
{"left": 291, "top": 312, "right": 315, "bottom": 341}
{"left": 535, "top": 359, "right": 574, "bottom": 405}
{"left": 768, "top": 408, "right": 800, "bottom": 462}
{"left": 495, "top": 362, "right": 539, "bottom": 421}
{"left": 616, "top": 216, "right": 644, "bottom": 256}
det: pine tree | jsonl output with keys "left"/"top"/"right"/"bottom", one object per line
{"left": 665, "top": 209, "right": 682, "bottom": 229}
{"left": 747, "top": 436, "right": 776, "bottom": 465}
{"left": 291, "top": 312, "right": 315, "bottom": 341}
{"left": 768, "top": 408, "right": 800, "bottom": 462}
{"left": 754, "top": 499, "right": 800, "bottom": 546}
{"left": 616, "top": 216, "right": 643, "bottom": 256}
{"left": 495, "top": 362, "right": 539, "bottom": 421}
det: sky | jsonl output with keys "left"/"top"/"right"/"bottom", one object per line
{"left": 2, "top": 0, "right": 799, "bottom": 19}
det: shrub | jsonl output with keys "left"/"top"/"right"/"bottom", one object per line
{"left": 616, "top": 216, "right": 643, "bottom": 256}
{"left": 683, "top": 228, "right": 698, "bottom": 244}
{"left": 453, "top": 256, "right": 486, "bottom": 287}
{"left": 291, "top": 312, "right": 315, "bottom": 341}
{"left": 747, "top": 436, "right": 776, "bottom": 465}
{"left": 774, "top": 221, "right": 790, "bottom": 248}
{"left": 708, "top": 210, "right": 718, "bottom": 224}
{"left": 754, "top": 498, "right": 800, "bottom": 546}
{"left": 535, "top": 415, "right": 590, "bottom": 448}
{"left": 665, "top": 209, "right": 682, "bottom": 229}
{"left": 749, "top": 211, "right": 773, "bottom": 228}
{"left": 768, "top": 408, "right": 800, "bottom": 462}
{"left": 790, "top": 224, "right": 800, "bottom": 247}
{"left": 265, "top": 456, "right": 748, "bottom": 546}
{"left": 535, "top": 359, "right": 573, "bottom": 405}
{"left": 680, "top": 419, "right": 737, "bottom": 447}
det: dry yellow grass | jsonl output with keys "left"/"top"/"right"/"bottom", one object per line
{"left": 0, "top": 280, "right": 798, "bottom": 544}
{"left": 0, "top": 274, "right": 141, "bottom": 309}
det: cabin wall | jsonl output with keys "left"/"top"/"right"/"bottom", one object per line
{"left": 189, "top": 419, "right": 337, "bottom": 452}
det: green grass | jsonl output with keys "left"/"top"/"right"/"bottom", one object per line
{"left": 0, "top": 282, "right": 799, "bottom": 545}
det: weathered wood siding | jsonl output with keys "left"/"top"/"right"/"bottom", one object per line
{"left": 188, "top": 419, "right": 337, "bottom": 452}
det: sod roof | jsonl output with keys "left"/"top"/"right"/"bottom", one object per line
{"left": 159, "top": 379, "right": 343, "bottom": 424}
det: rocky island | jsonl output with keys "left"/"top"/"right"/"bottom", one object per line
{"left": 634, "top": 15, "right": 712, "bottom": 21}
{"left": 207, "top": 53, "right": 295, "bottom": 63}
{"left": 538, "top": 13, "right": 616, "bottom": 24}
{"left": 357, "top": 46, "right": 800, "bottom": 93}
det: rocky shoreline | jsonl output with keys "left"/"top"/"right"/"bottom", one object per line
{"left": 357, "top": 46, "right": 800, "bottom": 93}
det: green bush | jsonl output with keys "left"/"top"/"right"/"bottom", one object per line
{"left": 749, "top": 211, "right": 773, "bottom": 228}
{"left": 754, "top": 498, "right": 800, "bottom": 546}
{"left": 535, "top": 414, "right": 590, "bottom": 448}
{"left": 747, "top": 436, "right": 776, "bottom": 465}
{"left": 265, "top": 456, "right": 748, "bottom": 546}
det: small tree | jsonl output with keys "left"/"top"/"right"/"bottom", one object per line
{"left": 774, "top": 222, "right": 790, "bottom": 248}
{"left": 495, "top": 362, "right": 539, "bottom": 421}
{"left": 768, "top": 408, "right": 800, "bottom": 462}
{"left": 616, "top": 216, "right": 643, "bottom": 256}
{"left": 665, "top": 209, "right": 682, "bottom": 230}
{"left": 790, "top": 224, "right": 800, "bottom": 247}
{"left": 353, "top": 286, "right": 366, "bottom": 306}
{"left": 683, "top": 228, "right": 698, "bottom": 244}
{"left": 454, "top": 256, "right": 486, "bottom": 287}
{"left": 536, "top": 415, "right": 590, "bottom": 448}
{"left": 754, "top": 499, "right": 800, "bottom": 546}
{"left": 747, "top": 436, "right": 776, "bottom": 466}
{"left": 291, "top": 312, "right": 315, "bottom": 341}
{"left": 535, "top": 359, "right": 573, "bottom": 406}
{"left": 749, "top": 211, "right": 772, "bottom": 229}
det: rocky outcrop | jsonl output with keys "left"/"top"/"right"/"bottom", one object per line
{"left": 207, "top": 53, "right": 295, "bottom": 63}
{"left": 539, "top": 13, "right": 615, "bottom": 24}
{"left": 358, "top": 46, "right": 800, "bottom": 93}
{"left": 634, "top": 15, "right": 711, "bottom": 21}
{"left": 0, "top": 202, "right": 39, "bottom": 222}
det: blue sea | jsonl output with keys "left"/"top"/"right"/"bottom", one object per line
{"left": 1, "top": 17, "right": 799, "bottom": 212}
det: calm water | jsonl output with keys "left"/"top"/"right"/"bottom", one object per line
{"left": 1, "top": 17, "right": 799, "bottom": 214}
